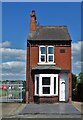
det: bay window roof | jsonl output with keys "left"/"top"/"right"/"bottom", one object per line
{"left": 32, "top": 65, "right": 61, "bottom": 71}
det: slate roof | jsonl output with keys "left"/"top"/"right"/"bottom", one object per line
{"left": 28, "top": 26, "right": 71, "bottom": 41}
{"left": 32, "top": 65, "right": 61, "bottom": 71}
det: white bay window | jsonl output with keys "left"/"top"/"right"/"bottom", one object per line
{"left": 35, "top": 74, "right": 58, "bottom": 96}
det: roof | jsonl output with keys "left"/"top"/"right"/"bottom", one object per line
{"left": 28, "top": 26, "right": 71, "bottom": 41}
{"left": 32, "top": 65, "right": 61, "bottom": 71}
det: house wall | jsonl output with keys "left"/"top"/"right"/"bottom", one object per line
{"left": 26, "top": 44, "right": 72, "bottom": 103}
{"left": 39, "top": 96, "right": 58, "bottom": 103}
{"left": 30, "top": 46, "right": 38, "bottom": 67}
{"left": 30, "top": 45, "right": 71, "bottom": 70}
{"left": 29, "top": 45, "right": 71, "bottom": 69}
{"left": 30, "top": 46, "right": 38, "bottom": 102}
{"left": 55, "top": 46, "right": 71, "bottom": 70}
{"left": 55, "top": 46, "right": 72, "bottom": 102}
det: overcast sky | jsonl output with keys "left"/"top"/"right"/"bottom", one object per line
{"left": 1, "top": 2, "right": 82, "bottom": 80}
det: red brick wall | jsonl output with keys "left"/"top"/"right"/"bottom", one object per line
{"left": 55, "top": 46, "right": 71, "bottom": 70}
{"left": 30, "top": 45, "right": 71, "bottom": 70}
{"left": 30, "top": 46, "right": 38, "bottom": 102}
{"left": 30, "top": 46, "right": 38, "bottom": 67}
{"left": 39, "top": 96, "right": 58, "bottom": 103}
{"left": 26, "top": 45, "right": 72, "bottom": 103}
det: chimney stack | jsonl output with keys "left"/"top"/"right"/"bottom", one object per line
{"left": 30, "top": 10, "right": 37, "bottom": 32}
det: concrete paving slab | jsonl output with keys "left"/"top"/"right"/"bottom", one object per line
{"left": 1, "top": 103, "right": 26, "bottom": 117}
{"left": 19, "top": 103, "right": 81, "bottom": 115}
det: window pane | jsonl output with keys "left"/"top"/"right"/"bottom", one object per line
{"left": 48, "top": 47, "right": 54, "bottom": 54}
{"left": 40, "top": 47, "right": 46, "bottom": 54}
{"left": 41, "top": 55, "right": 45, "bottom": 62}
{"left": 42, "top": 77, "right": 50, "bottom": 85}
{"left": 48, "top": 56, "right": 53, "bottom": 62}
{"left": 43, "top": 87, "right": 50, "bottom": 94}
{"left": 36, "top": 77, "right": 39, "bottom": 94}
{"left": 54, "top": 77, "right": 56, "bottom": 94}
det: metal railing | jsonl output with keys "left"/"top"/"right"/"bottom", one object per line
{"left": 0, "top": 83, "right": 24, "bottom": 102}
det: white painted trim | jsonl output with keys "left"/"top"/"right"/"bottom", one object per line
{"left": 37, "top": 62, "right": 56, "bottom": 65}
{"left": 39, "top": 74, "right": 42, "bottom": 96}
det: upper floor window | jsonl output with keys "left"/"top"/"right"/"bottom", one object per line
{"left": 47, "top": 46, "right": 54, "bottom": 62}
{"left": 39, "top": 46, "right": 46, "bottom": 62}
{"left": 39, "top": 46, "right": 54, "bottom": 63}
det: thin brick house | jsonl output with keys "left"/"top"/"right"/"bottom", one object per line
{"left": 26, "top": 10, "right": 72, "bottom": 103}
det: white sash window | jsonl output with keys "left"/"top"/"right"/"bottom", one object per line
{"left": 39, "top": 46, "right": 46, "bottom": 63}
{"left": 47, "top": 46, "right": 54, "bottom": 63}
{"left": 39, "top": 46, "right": 54, "bottom": 63}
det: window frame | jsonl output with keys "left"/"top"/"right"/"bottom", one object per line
{"left": 47, "top": 46, "right": 54, "bottom": 63}
{"left": 39, "top": 46, "right": 46, "bottom": 63}
{"left": 42, "top": 76, "right": 51, "bottom": 95}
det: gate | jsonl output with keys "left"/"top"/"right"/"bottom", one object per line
{"left": 0, "top": 83, "right": 24, "bottom": 102}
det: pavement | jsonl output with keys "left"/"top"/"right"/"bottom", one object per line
{"left": 72, "top": 101, "right": 83, "bottom": 113}
{"left": 19, "top": 103, "right": 81, "bottom": 115}
{"left": 0, "top": 103, "right": 26, "bottom": 119}
{"left": 0, "top": 102, "right": 83, "bottom": 119}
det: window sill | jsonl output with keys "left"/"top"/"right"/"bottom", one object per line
{"left": 38, "top": 62, "right": 56, "bottom": 65}
{"left": 34, "top": 94, "right": 58, "bottom": 97}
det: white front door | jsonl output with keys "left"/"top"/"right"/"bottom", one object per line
{"left": 59, "top": 80, "right": 65, "bottom": 101}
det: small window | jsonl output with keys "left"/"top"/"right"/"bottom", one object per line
{"left": 42, "top": 77, "right": 50, "bottom": 85}
{"left": 60, "top": 49, "right": 65, "bottom": 53}
{"left": 40, "top": 47, "right": 46, "bottom": 54}
{"left": 48, "top": 56, "right": 53, "bottom": 62}
{"left": 48, "top": 47, "right": 54, "bottom": 54}
{"left": 41, "top": 55, "right": 45, "bottom": 62}
{"left": 43, "top": 87, "right": 50, "bottom": 94}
